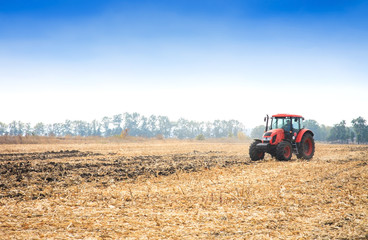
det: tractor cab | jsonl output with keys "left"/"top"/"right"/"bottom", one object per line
{"left": 265, "top": 114, "right": 304, "bottom": 142}
{"left": 250, "top": 113, "right": 315, "bottom": 161}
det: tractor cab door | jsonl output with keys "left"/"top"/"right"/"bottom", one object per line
{"left": 291, "top": 117, "right": 301, "bottom": 137}
{"left": 282, "top": 117, "right": 293, "bottom": 140}
{"left": 285, "top": 117, "right": 301, "bottom": 141}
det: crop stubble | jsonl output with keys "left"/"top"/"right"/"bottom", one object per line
{"left": 0, "top": 141, "right": 367, "bottom": 239}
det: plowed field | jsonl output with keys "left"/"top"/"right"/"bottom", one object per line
{"left": 0, "top": 141, "right": 367, "bottom": 239}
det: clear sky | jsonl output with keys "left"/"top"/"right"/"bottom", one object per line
{"left": 1, "top": 0, "right": 367, "bottom": 128}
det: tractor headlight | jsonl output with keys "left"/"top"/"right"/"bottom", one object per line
{"left": 262, "top": 136, "right": 271, "bottom": 142}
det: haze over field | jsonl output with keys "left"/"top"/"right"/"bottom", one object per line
{"left": 1, "top": 1, "right": 368, "bottom": 128}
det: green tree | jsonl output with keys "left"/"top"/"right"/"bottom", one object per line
{"left": 319, "top": 124, "right": 331, "bottom": 142}
{"left": 33, "top": 122, "right": 45, "bottom": 136}
{"left": 9, "top": 121, "right": 18, "bottom": 136}
{"left": 173, "top": 118, "right": 190, "bottom": 139}
{"left": 212, "top": 120, "right": 227, "bottom": 138}
{"left": 138, "top": 115, "right": 148, "bottom": 136}
{"left": 204, "top": 121, "right": 213, "bottom": 138}
{"left": 251, "top": 125, "right": 265, "bottom": 139}
{"left": 196, "top": 134, "right": 205, "bottom": 140}
{"left": 157, "top": 115, "right": 172, "bottom": 138}
{"left": 123, "top": 112, "right": 141, "bottom": 136}
{"left": 304, "top": 119, "right": 322, "bottom": 141}
{"left": 349, "top": 128, "right": 355, "bottom": 143}
{"left": 16, "top": 121, "right": 25, "bottom": 136}
{"left": 147, "top": 115, "right": 158, "bottom": 137}
{"left": 51, "top": 123, "right": 63, "bottom": 136}
{"left": 73, "top": 121, "right": 89, "bottom": 136}
{"left": 91, "top": 119, "right": 101, "bottom": 136}
{"left": 102, "top": 116, "right": 111, "bottom": 137}
{"left": 112, "top": 114, "right": 123, "bottom": 135}
{"left": 63, "top": 120, "right": 73, "bottom": 136}
{"left": 351, "top": 116, "right": 367, "bottom": 143}
{"left": 46, "top": 124, "right": 55, "bottom": 136}
{"left": 0, "top": 122, "right": 8, "bottom": 135}
{"left": 328, "top": 120, "right": 348, "bottom": 143}
{"left": 226, "top": 120, "right": 244, "bottom": 137}
{"left": 24, "top": 123, "right": 32, "bottom": 136}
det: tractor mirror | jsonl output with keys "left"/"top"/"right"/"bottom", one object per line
{"left": 264, "top": 117, "right": 266, "bottom": 122}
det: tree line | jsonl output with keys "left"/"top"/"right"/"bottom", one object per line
{"left": 250, "top": 116, "right": 368, "bottom": 144}
{"left": 0, "top": 112, "right": 244, "bottom": 139}
{"left": 3, "top": 114, "right": 368, "bottom": 143}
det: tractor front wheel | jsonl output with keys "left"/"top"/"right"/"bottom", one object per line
{"left": 275, "top": 141, "right": 292, "bottom": 161}
{"left": 296, "top": 133, "right": 315, "bottom": 160}
{"left": 249, "top": 141, "right": 265, "bottom": 161}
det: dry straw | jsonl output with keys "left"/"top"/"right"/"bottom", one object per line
{"left": 0, "top": 141, "right": 367, "bottom": 239}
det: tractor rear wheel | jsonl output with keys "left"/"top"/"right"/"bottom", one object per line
{"left": 296, "top": 133, "right": 315, "bottom": 160}
{"left": 249, "top": 140, "right": 265, "bottom": 161}
{"left": 275, "top": 141, "right": 292, "bottom": 161}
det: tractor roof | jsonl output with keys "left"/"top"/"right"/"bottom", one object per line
{"left": 272, "top": 114, "right": 303, "bottom": 118}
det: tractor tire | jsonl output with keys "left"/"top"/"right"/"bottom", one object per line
{"left": 249, "top": 141, "right": 265, "bottom": 161}
{"left": 269, "top": 147, "right": 276, "bottom": 158}
{"left": 275, "top": 141, "right": 292, "bottom": 161}
{"left": 296, "top": 133, "right": 315, "bottom": 160}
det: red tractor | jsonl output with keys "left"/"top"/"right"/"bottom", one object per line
{"left": 249, "top": 114, "right": 315, "bottom": 161}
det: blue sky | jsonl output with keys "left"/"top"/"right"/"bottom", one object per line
{"left": 1, "top": 0, "right": 368, "bottom": 127}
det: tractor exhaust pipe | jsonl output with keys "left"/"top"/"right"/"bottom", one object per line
{"left": 264, "top": 114, "right": 269, "bottom": 132}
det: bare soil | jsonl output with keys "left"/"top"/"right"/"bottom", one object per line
{"left": 0, "top": 149, "right": 248, "bottom": 200}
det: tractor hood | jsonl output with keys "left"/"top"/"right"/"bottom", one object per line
{"left": 262, "top": 129, "right": 284, "bottom": 145}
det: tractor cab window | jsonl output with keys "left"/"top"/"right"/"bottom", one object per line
{"left": 292, "top": 118, "right": 300, "bottom": 131}
{"left": 283, "top": 119, "right": 291, "bottom": 132}
{"left": 271, "top": 118, "right": 287, "bottom": 130}
{"left": 270, "top": 118, "right": 278, "bottom": 129}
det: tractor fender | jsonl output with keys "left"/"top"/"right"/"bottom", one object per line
{"left": 296, "top": 129, "right": 314, "bottom": 143}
